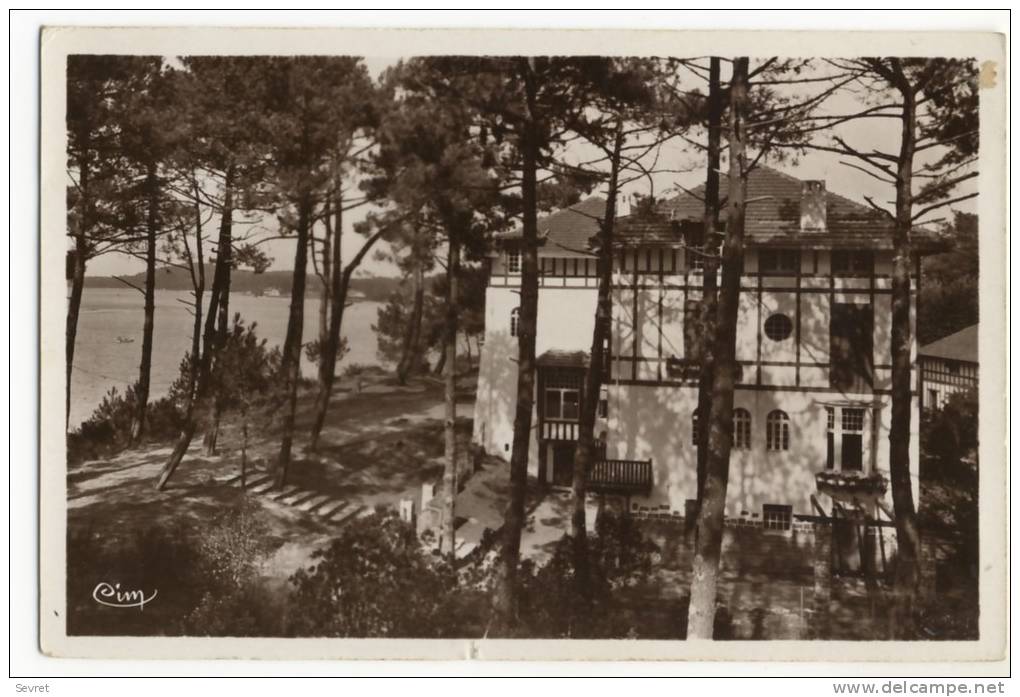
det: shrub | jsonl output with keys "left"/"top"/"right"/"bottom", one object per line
{"left": 287, "top": 510, "right": 476, "bottom": 637}
{"left": 178, "top": 497, "right": 284, "bottom": 637}
{"left": 68, "top": 384, "right": 185, "bottom": 463}
{"left": 922, "top": 388, "right": 978, "bottom": 467}
{"left": 514, "top": 509, "right": 661, "bottom": 638}
{"left": 67, "top": 520, "right": 201, "bottom": 636}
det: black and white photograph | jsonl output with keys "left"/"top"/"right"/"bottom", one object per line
{"left": 30, "top": 23, "right": 1007, "bottom": 667}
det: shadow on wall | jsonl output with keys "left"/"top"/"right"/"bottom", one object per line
{"left": 474, "top": 326, "right": 536, "bottom": 467}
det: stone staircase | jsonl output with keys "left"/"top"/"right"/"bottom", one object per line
{"left": 214, "top": 470, "right": 372, "bottom": 528}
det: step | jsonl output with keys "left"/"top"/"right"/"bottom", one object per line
{"left": 319, "top": 501, "right": 350, "bottom": 519}
{"left": 249, "top": 478, "right": 279, "bottom": 494}
{"left": 295, "top": 494, "right": 333, "bottom": 512}
{"left": 271, "top": 485, "right": 301, "bottom": 502}
{"left": 288, "top": 491, "right": 321, "bottom": 508}
{"left": 239, "top": 473, "right": 273, "bottom": 490}
{"left": 331, "top": 505, "right": 368, "bottom": 526}
{"left": 305, "top": 497, "right": 336, "bottom": 514}
{"left": 278, "top": 489, "right": 311, "bottom": 505}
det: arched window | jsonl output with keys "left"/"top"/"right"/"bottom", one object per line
{"left": 733, "top": 408, "right": 751, "bottom": 450}
{"left": 691, "top": 410, "right": 700, "bottom": 446}
{"left": 766, "top": 410, "right": 790, "bottom": 451}
{"left": 510, "top": 308, "right": 520, "bottom": 337}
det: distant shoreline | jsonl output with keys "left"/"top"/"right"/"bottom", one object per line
{"left": 82, "top": 266, "right": 406, "bottom": 304}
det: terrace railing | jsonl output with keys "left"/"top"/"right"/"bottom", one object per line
{"left": 588, "top": 458, "right": 653, "bottom": 496}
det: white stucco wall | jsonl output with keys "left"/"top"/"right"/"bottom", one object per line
{"left": 606, "top": 384, "right": 920, "bottom": 517}
{"left": 474, "top": 248, "right": 922, "bottom": 516}
{"left": 473, "top": 284, "right": 597, "bottom": 476}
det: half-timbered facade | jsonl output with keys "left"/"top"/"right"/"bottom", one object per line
{"left": 473, "top": 167, "right": 941, "bottom": 522}
{"left": 919, "top": 324, "right": 978, "bottom": 411}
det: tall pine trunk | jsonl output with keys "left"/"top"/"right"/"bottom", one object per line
{"left": 397, "top": 255, "right": 426, "bottom": 384}
{"left": 318, "top": 206, "right": 333, "bottom": 361}
{"left": 687, "top": 57, "right": 749, "bottom": 640}
{"left": 185, "top": 190, "right": 205, "bottom": 419}
{"left": 67, "top": 147, "right": 91, "bottom": 429}
{"left": 157, "top": 167, "right": 234, "bottom": 490}
{"left": 441, "top": 237, "right": 460, "bottom": 556}
{"left": 309, "top": 200, "right": 346, "bottom": 452}
{"left": 492, "top": 70, "right": 540, "bottom": 633}
{"left": 570, "top": 124, "right": 624, "bottom": 608}
{"left": 129, "top": 162, "right": 159, "bottom": 447}
{"left": 275, "top": 196, "right": 313, "bottom": 486}
{"left": 694, "top": 57, "right": 723, "bottom": 519}
{"left": 204, "top": 190, "right": 234, "bottom": 456}
{"left": 67, "top": 236, "right": 88, "bottom": 429}
{"left": 888, "top": 63, "right": 922, "bottom": 633}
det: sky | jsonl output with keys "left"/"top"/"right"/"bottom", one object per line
{"left": 83, "top": 56, "right": 977, "bottom": 278}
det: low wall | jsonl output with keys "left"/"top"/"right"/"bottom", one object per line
{"left": 625, "top": 510, "right": 922, "bottom": 640}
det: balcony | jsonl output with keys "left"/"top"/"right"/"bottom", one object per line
{"left": 541, "top": 420, "right": 579, "bottom": 441}
{"left": 588, "top": 458, "right": 654, "bottom": 496}
{"left": 815, "top": 470, "right": 888, "bottom": 505}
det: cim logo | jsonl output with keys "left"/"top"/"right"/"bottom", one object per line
{"left": 92, "top": 582, "right": 158, "bottom": 610}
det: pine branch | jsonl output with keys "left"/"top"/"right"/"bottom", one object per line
{"left": 911, "top": 192, "right": 978, "bottom": 223}
{"left": 113, "top": 275, "right": 146, "bottom": 296}
{"left": 862, "top": 196, "right": 896, "bottom": 221}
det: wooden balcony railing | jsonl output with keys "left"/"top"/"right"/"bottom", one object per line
{"left": 588, "top": 458, "right": 653, "bottom": 495}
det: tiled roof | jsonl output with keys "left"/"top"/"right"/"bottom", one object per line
{"left": 497, "top": 196, "right": 605, "bottom": 258}
{"left": 920, "top": 324, "right": 978, "bottom": 363}
{"left": 536, "top": 350, "right": 590, "bottom": 369}
{"left": 615, "top": 165, "right": 943, "bottom": 251}
{"left": 498, "top": 166, "right": 943, "bottom": 254}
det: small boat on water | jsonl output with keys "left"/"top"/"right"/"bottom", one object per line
{"left": 116, "top": 336, "right": 134, "bottom": 344}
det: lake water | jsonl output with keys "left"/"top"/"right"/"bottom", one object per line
{"left": 70, "top": 288, "right": 384, "bottom": 428}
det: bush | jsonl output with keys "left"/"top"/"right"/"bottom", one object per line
{"left": 514, "top": 509, "right": 661, "bottom": 638}
{"left": 67, "top": 519, "right": 201, "bottom": 636}
{"left": 68, "top": 384, "right": 185, "bottom": 463}
{"left": 178, "top": 497, "right": 284, "bottom": 637}
{"left": 922, "top": 388, "right": 978, "bottom": 467}
{"left": 68, "top": 497, "right": 286, "bottom": 637}
{"left": 287, "top": 510, "right": 477, "bottom": 637}
{"left": 919, "top": 388, "right": 979, "bottom": 640}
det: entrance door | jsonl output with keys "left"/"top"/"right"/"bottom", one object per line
{"left": 830, "top": 303, "right": 874, "bottom": 392}
{"left": 551, "top": 443, "right": 576, "bottom": 487}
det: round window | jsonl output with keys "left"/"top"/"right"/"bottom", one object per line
{"left": 764, "top": 313, "right": 793, "bottom": 341}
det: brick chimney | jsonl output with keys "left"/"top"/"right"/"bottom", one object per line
{"left": 800, "top": 180, "right": 827, "bottom": 232}
{"left": 615, "top": 193, "right": 631, "bottom": 218}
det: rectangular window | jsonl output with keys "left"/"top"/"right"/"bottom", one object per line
{"left": 759, "top": 249, "right": 800, "bottom": 275}
{"left": 507, "top": 250, "right": 521, "bottom": 274}
{"left": 684, "top": 299, "right": 703, "bottom": 363}
{"left": 683, "top": 222, "right": 705, "bottom": 271}
{"left": 830, "top": 303, "right": 875, "bottom": 392}
{"left": 826, "top": 405, "right": 867, "bottom": 472}
{"left": 544, "top": 370, "right": 582, "bottom": 421}
{"left": 598, "top": 386, "right": 609, "bottom": 419}
{"left": 825, "top": 407, "right": 835, "bottom": 469}
{"left": 763, "top": 504, "right": 793, "bottom": 532}
{"left": 562, "top": 390, "right": 580, "bottom": 420}
{"left": 544, "top": 390, "right": 562, "bottom": 419}
{"left": 831, "top": 250, "right": 874, "bottom": 276}
{"left": 733, "top": 409, "right": 752, "bottom": 450}
{"left": 841, "top": 408, "right": 865, "bottom": 471}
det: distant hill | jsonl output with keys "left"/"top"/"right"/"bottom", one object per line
{"left": 84, "top": 264, "right": 402, "bottom": 303}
